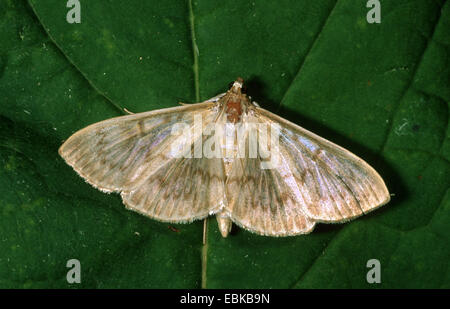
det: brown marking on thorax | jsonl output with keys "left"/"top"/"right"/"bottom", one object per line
{"left": 226, "top": 100, "right": 242, "bottom": 123}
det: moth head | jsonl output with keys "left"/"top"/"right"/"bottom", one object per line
{"left": 228, "top": 77, "right": 247, "bottom": 95}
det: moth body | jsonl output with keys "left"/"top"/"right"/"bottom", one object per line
{"left": 215, "top": 77, "right": 251, "bottom": 237}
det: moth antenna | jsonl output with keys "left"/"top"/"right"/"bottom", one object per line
{"left": 123, "top": 107, "right": 135, "bottom": 115}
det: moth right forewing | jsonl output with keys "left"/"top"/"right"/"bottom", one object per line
{"left": 255, "top": 107, "right": 390, "bottom": 223}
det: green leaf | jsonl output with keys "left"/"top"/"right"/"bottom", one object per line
{"left": 0, "top": 0, "right": 448, "bottom": 288}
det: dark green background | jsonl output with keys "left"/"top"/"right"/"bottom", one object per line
{"left": 0, "top": 0, "right": 448, "bottom": 288}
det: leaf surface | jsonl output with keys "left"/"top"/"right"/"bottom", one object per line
{"left": 0, "top": 0, "right": 448, "bottom": 288}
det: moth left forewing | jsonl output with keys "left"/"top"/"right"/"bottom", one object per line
{"left": 255, "top": 107, "right": 390, "bottom": 224}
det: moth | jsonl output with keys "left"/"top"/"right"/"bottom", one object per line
{"left": 59, "top": 78, "right": 390, "bottom": 237}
